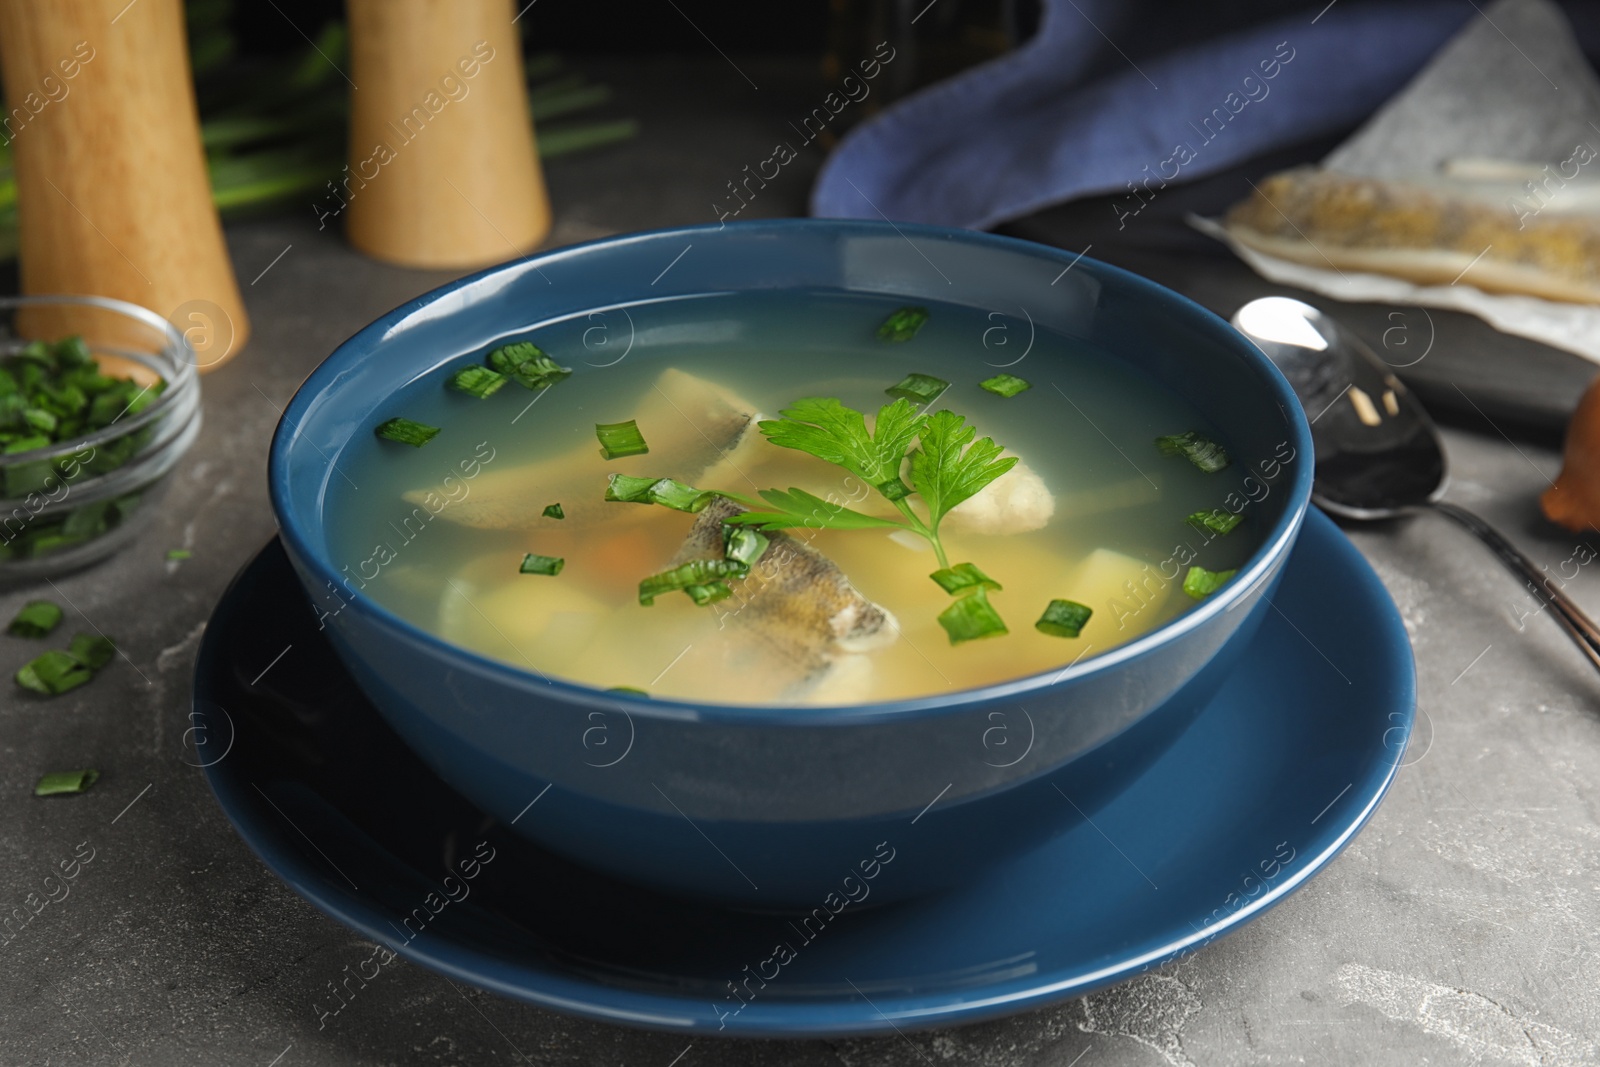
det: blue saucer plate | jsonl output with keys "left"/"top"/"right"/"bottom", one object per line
{"left": 193, "top": 507, "right": 1413, "bottom": 1037}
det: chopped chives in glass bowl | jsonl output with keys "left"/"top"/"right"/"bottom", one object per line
{"left": 0, "top": 294, "right": 201, "bottom": 580}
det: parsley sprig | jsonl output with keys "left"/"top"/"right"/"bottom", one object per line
{"left": 724, "top": 397, "right": 1016, "bottom": 572}
{"left": 610, "top": 394, "right": 1022, "bottom": 642}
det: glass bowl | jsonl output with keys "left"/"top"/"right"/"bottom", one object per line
{"left": 0, "top": 294, "right": 200, "bottom": 581}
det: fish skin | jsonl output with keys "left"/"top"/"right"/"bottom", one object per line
{"left": 672, "top": 497, "right": 897, "bottom": 688}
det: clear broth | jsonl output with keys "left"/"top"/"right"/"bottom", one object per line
{"left": 324, "top": 290, "right": 1258, "bottom": 705}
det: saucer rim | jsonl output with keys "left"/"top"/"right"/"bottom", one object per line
{"left": 195, "top": 506, "right": 1413, "bottom": 1036}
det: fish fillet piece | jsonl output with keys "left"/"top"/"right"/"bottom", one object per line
{"left": 1223, "top": 167, "right": 1600, "bottom": 304}
{"left": 404, "top": 368, "right": 763, "bottom": 530}
{"left": 671, "top": 496, "right": 897, "bottom": 697}
{"left": 945, "top": 456, "right": 1055, "bottom": 534}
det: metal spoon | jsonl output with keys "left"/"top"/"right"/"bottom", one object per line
{"left": 1231, "top": 296, "right": 1600, "bottom": 672}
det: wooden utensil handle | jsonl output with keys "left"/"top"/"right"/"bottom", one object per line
{"left": 0, "top": 0, "right": 249, "bottom": 370}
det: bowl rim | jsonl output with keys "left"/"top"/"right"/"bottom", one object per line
{"left": 269, "top": 218, "right": 1315, "bottom": 724}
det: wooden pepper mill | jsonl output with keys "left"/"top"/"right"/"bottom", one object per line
{"left": 0, "top": 0, "right": 250, "bottom": 370}
{"left": 344, "top": 0, "right": 552, "bottom": 269}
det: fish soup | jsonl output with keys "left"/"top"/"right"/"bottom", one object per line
{"left": 323, "top": 291, "right": 1263, "bottom": 705}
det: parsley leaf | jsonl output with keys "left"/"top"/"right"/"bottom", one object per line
{"left": 908, "top": 410, "right": 1017, "bottom": 530}
{"left": 756, "top": 397, "right": 924, "bottom": 500}
{"left": 686, "top": 394, "right": 1025, "bottom": 642}
{"left": 721, "top": 488, "right": 903, "bottom": 531}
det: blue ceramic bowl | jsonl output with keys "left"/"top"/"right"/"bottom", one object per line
{"left": 268, "top": 220, "right": 1313, "bottom": 910}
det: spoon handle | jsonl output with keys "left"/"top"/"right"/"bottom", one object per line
{"left": 1430, "top": 502, "right": 1600, "bottom": 672}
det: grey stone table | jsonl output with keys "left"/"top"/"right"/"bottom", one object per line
{"left": 3, "top": 56, "right": 1598, "bottom": 1067}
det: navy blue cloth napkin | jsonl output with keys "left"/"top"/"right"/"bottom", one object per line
{"left": 810, "top": 0, "right": 1473, "bottom": 230}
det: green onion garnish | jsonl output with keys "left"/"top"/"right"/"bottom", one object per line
{"left": 885, "top": 373, "right": 949, "bottom": 405}
{"left": 979, "top": 373, "right": 1032, "bottom": 398}
{"left": 166, "top": 548, "right": 192, "bottom": 561}
{"left": 24, "top": 407, "right": 58, "bottom": 434}
{"left": 722, "top": 524, "right": 770, "bottom": 569}
{"left": 486, "top": 341, "right": 571, "bottom": 390}
{"left": 8, "top": 600, "right": 63, "bottom": 638}
{"left": 604, "top": 473, "right": 659, "bottom": 501}
{"left": 448, "top": 365, "right": 508, "bottom": 399}
{"left": 685, "top": 581, "right": 734, "bottom": 606}
{"left": 54, "top": 337, "right": 92, "bottom": 366}
{"left": 603, "top": 473, "right": 714, "bottom": 512}
{"left": 1035, "top": 599, "right": 1093, "bottom": 638}
{"left": 638, "top": 558, "right": 747, "bottom": 605}
{"left": 877, "top": 306, "right": 929, "bottom": 343}
{"left": 375, "top": 417, "right": 440, "bottom": 447}
{"left": 34, "top": 769, "right": 99, "bottom": 796}
{"left": 519, "top": 553, "right": 565, "bottom": 576}
{"left": 636, "top": 479, "right": 704, "bottom": 511}
{"left": 542, "top": 503, "right": 565, "bottom": 520}
{"left": 929, "top": 562, "right": 1002, "bottom": 595}
{"left": 1155, "top": 431, "right": 1230, "bottom": 473}
{"left": 16, "top": 650, "right": 93, "bottom": 695}
{"left": 595, "top": 419, "right": 649, "bottom": 459}
{"left": 0, "top": 334, "right": 165, "bottom": 489}
{"left": 67, "top": 633, "right": 116, "bottom": 670}
{"left": 1183, "top": 565, "right": 1237, "bottom": 599}
{"left": 5, "top": 434, "right": 51, "bottom": 453}
{"left": 1187, "top": 509, "right": 1243, "bottom": 536}
{"left": 937, "top": 586, "right": 1009, "bottom": 644}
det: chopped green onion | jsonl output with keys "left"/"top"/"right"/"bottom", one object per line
{"left": 166, "top": 548, "right": 192, "bottom": 561}
{"left": 638, "top": 558, "right": 746, "bottom": 605}
{"left": 722, "top": 524, "right": 770, "bottom": 569}
{"left": 13, "top": 341, "right": 51, "bottom": 365}
{"left": 487, "top": 341, "right": 571, "bottom": 390}
{"left": 1187, "top": 509, "right": 1243, "bottom": 536}
{"left": 885, "top": 372, "right": 949, "bottom": 405}
{"left": 1155, "top": 431, "right": 1230, "bottom": 473}
{"left": 937, "top": 586, "right": 1009, "bottom": 644}
{"left": 16, "top": 650, "right": 93, "bottom": 695}
{"left": 637, "top": 479, "right": 705, "bottom": 511}
{"left": 519, "top": 553, "right": 565, "bottom": 576}
{"left": 685, "top": 581, "right": 734, "bottom": 606}
{"left": 5, "top": 434, "right": 51, "bottom": 453}
{"left": 542, "top": 503, "right": 565, "bottom": 520}
{"left": 53, "top": 337, "right": 92, "bottom": 367}
{"left": 448, "top": 365, "right": 508, "bottom": 399}
{"left": 595, "top": 419, "right": 649, "bottom": 459}
{"left": 67, "top": 633, "right": 116, "bottom": 670}
{"left": 604, "top": 473, "right": 660, "bottom": 501}
{"left": 979, "top": 373, "right": 1032, "bottom": 398}
{"left": 877, "top": 306, "right": 929, "bottom": 343}
{"left": 8, "top": 600, "right": 63, "bottom": 638}
{"left": 603, "top": 473, "right": 714, "bottom": 512}
{"left": 1183, "top": 565, "right": 1237, "bottom": 599}
{"left": 1035, "top": 599, "right": 1093, "bottom": 638}
{"left": 375, "top": 417, "right": 440, "bottom": 447}
{"left": 929, "top": 562, "right": 1002, "bottom": 595}
{"left": 34, "top": 769, "right": 98, "bottom": 796}
{"left": 0, "top": 335, "right": 168, "bottom": 507}
{"left": 23, "top": 407, "right": 58, "bottom": 434}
